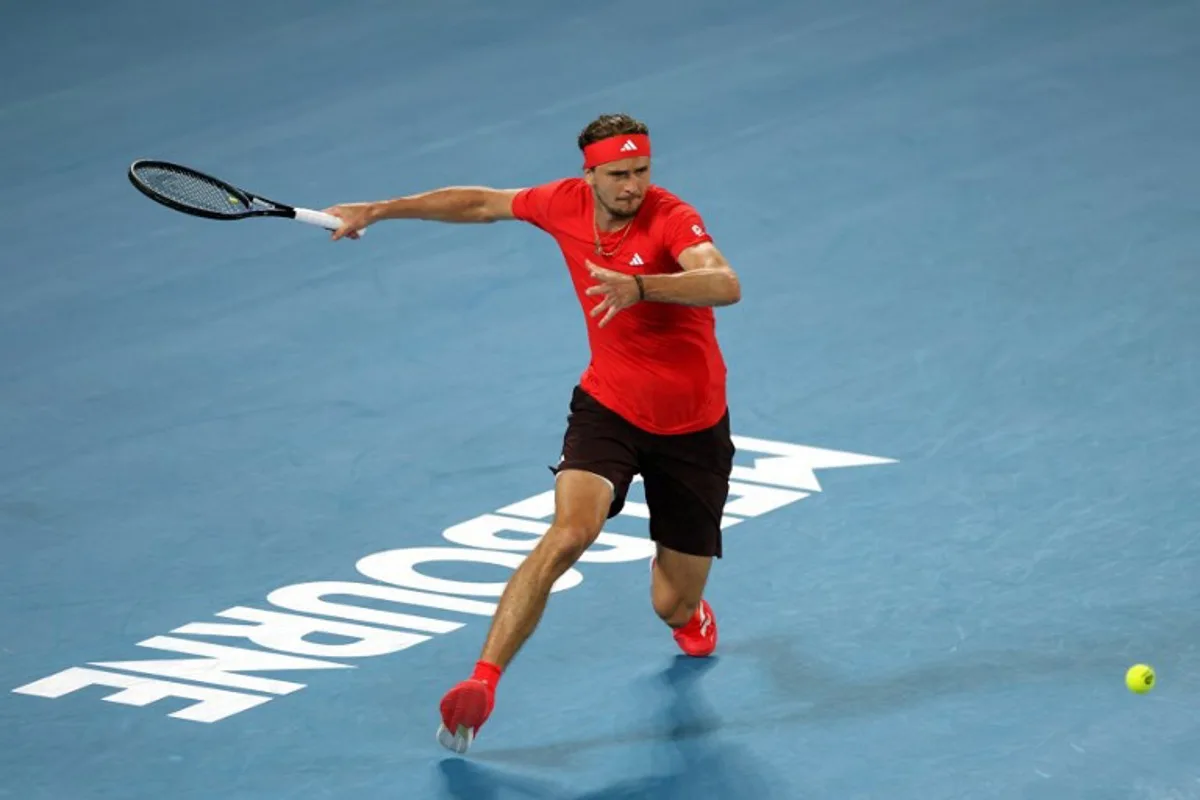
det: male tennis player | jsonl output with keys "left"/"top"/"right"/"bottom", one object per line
{"left": 324, "top": 113, "right": 741, "bottom": 754}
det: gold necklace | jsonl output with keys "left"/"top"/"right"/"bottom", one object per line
{"left": 593, "top": 217, "right": 634, "bottom": 257}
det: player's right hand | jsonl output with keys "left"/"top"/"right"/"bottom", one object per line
{"left": 321, "top": 203, "right": 373, "bottom": 241}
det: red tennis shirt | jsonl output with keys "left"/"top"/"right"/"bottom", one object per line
{"left": 511, "top": 178, "right": 728, "bottom": 435}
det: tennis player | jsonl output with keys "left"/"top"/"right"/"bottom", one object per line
{"left": 323, "top": 113, "right": 741, "bottom": 754}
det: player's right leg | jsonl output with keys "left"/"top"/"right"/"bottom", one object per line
{"left": 436, "top": 386, "right": 637, "bottom": 754}
{"left": 436, "top": 469, "right": 612, "bottom": 754}
{"left": 479, "top": 468, "right": 613, "bottom": 669}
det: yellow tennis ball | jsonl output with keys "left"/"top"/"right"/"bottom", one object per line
{"left": 1126, "top": 664, "right": 1155, "bottom": 694}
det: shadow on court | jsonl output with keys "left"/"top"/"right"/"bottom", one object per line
{"left": 727, "top": 598, "right": 1199, "bottom": 726}
{"left": 436, "top": 656, "right": 788, "bottom": 799}
{"left": 690, "top": 604, "right": 1198, "bottom": 735}
{"left": 432, "top": 599, "right": 1197, "bottom": 797}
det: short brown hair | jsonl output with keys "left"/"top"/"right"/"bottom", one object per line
{"left": 578, "top": 113, "right": 650, "bottom": 150}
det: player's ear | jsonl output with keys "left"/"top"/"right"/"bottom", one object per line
{"left": 583, "top": 169, "right": 595, "bottom": 187}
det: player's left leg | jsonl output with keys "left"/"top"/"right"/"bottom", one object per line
{"left": 640, "top": 410, "right": 734, "bottom": 657}
{"left": 650, "top": 544, "right": 712, "bottom": 626}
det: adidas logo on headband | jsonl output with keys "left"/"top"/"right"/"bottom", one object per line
{"left": 583, "top": 133, "right": 652, "bottom": 168}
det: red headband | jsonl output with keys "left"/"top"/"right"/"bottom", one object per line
{"left": 582, "top": 134, "right": 651, "bottom": 169}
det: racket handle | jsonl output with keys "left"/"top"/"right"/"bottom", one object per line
{"left": 293, "top": 207, "right": 366, "bottom": 236}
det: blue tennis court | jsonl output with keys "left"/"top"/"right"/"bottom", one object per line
{"left": 3, "top": 1, "right": 1199, "bottom": 797}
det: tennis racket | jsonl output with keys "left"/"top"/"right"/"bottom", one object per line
{"left": 127, "top": 159, "right": 357, "bottom": 234}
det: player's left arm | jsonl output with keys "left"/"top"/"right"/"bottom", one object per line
{"left": 584, "top": 204, "right": 740, "bottom": 327}
{"left": 584, "top": 242, "right": 741, "bottom": 326}
{"left": 639, "top": 241, "right": 742, "bottom": 307}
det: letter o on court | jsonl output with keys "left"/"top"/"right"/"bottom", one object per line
{"left": 355, "top": 547, "right": 583, "bottom": 597}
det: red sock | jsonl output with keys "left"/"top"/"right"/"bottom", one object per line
{"left": 471, "top": 660, "right": 502, "bottom": 688}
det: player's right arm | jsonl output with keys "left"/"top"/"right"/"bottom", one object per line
{"left": 322, "top": 187, "right": 523, "bottom": 240}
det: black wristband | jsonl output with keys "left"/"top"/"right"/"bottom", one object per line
{"left": 634, "top": 274, "right": 645, "bottom": 301}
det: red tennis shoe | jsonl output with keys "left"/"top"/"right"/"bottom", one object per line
{"left": 673, "top": 598, "right": 718, "bottom": 657}
{"left": 436, "top": 661, "right": 500, "bottom": 754}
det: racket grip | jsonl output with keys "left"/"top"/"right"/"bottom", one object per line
{"left": 293, "top": 207, "right": 365, "bottom": 236}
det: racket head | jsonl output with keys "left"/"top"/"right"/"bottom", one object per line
{"left": 127, "top": 159, "right": 291, "bottom": 221}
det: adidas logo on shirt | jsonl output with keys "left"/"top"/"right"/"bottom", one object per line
{"left": 620, "top": 139, "right": 639, "bottom": 152}
{"left": 630, "top": 253, "right": 644, "bottom": 266}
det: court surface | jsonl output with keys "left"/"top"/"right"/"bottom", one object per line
{"left": 3, "top": 1, "right": 1199, "bottom": 797}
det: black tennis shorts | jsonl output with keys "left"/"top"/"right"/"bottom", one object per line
{"left": 550, "top": 385, "right": 735, "bottom": 558}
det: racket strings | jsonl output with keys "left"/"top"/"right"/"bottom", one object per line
{"left": 135, "top": 164, "right": 249, "bottom": 215}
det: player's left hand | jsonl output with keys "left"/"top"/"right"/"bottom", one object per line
{"left": 585, "top": 261, "right": 642, "bottom": 328}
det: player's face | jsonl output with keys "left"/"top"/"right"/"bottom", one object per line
{"left": 587, "top": 157, "right": 651, "bottom": 219}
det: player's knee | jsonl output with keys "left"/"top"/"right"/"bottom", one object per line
{"left": 533, "top": 521, "right": 599, "bottom": 575}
